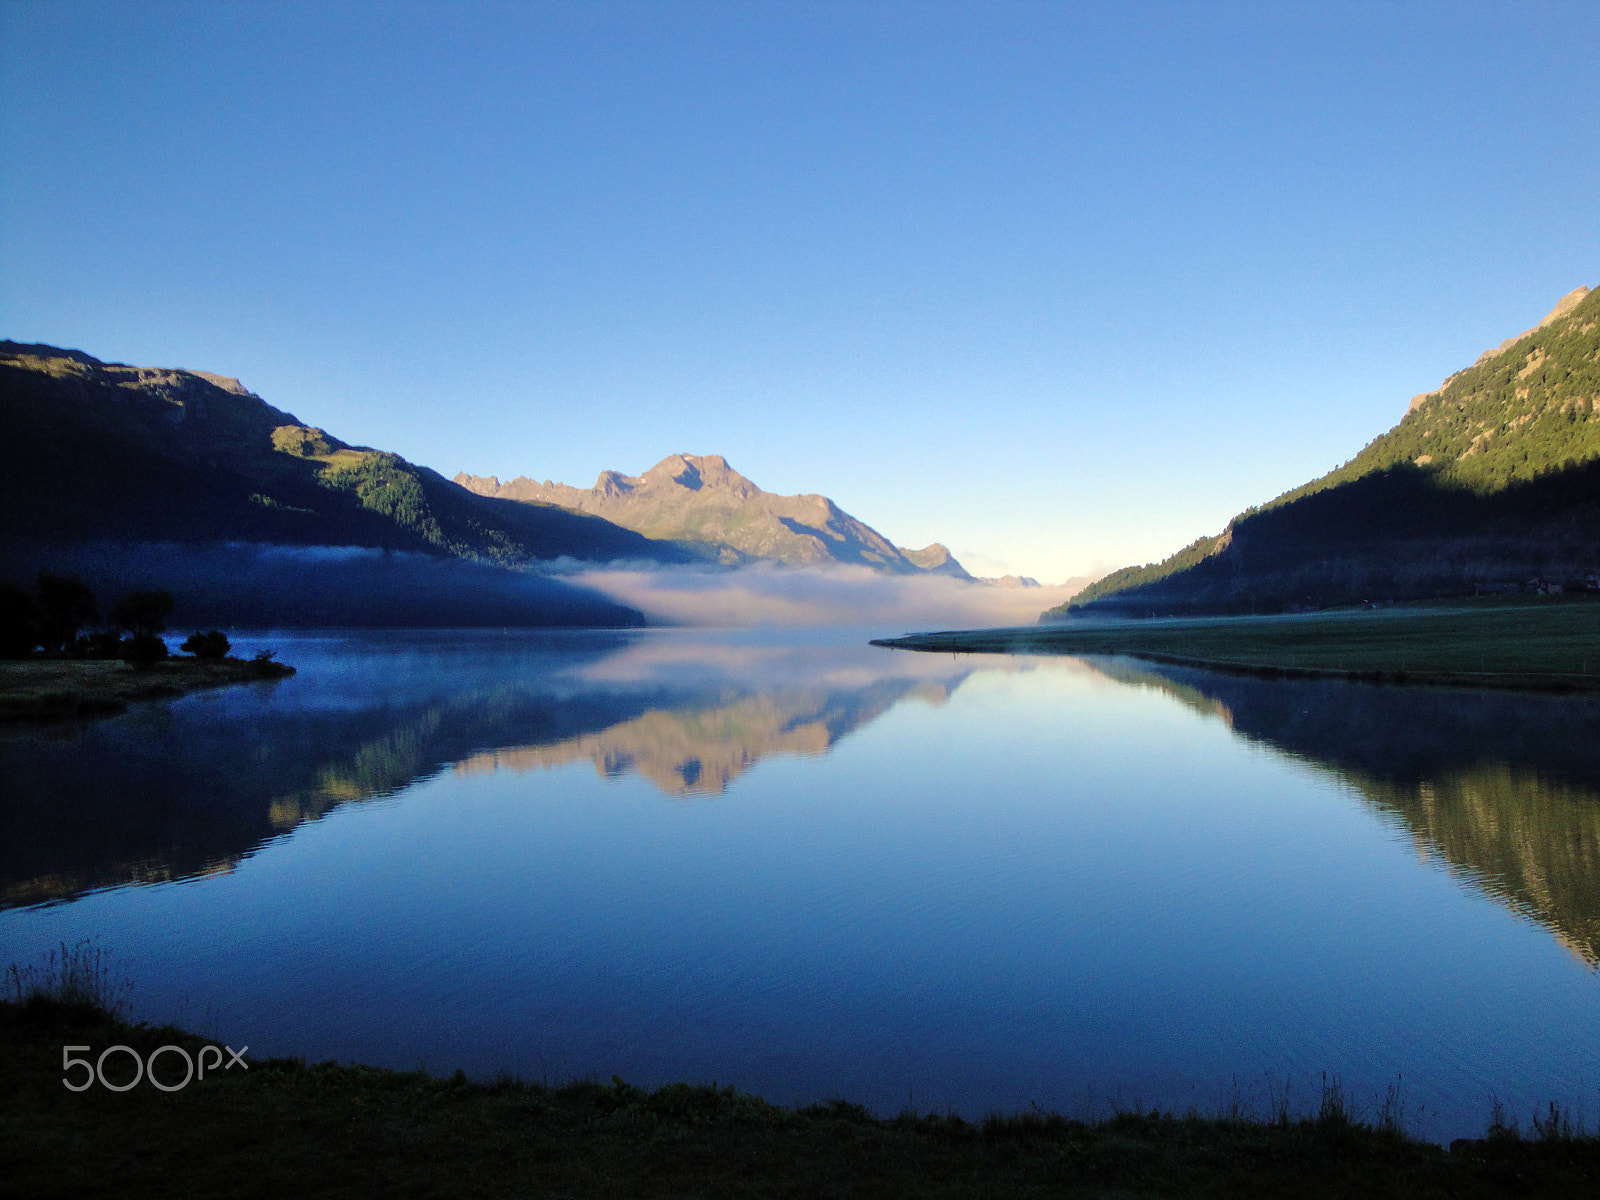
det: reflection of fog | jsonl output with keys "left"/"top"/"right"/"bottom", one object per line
{"left": 0, "top": 631, "right": 973, "bottom": 906}
{"left": 1090, "top": 658, "right": 1600, "bottom": 968}
{"left": 560, "top": 626, "right": 984, "bottom": 689}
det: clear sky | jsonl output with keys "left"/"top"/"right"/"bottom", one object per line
{"left": 3, "top": 1, "right": 1597, "bottom": 583}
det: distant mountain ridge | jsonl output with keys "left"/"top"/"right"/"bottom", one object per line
{"left": 1058, "top": 284, "right": 1600, "bottom": 617}
{"left": 456, "top": 453, "right": 974, "bottom": 578}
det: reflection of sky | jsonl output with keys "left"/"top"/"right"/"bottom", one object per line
{"left": 5, "top": 631, "right": 1600, "bottom": 1146}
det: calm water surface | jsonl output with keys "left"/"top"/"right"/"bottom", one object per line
{"left": 3, "top": 626, "right": 1599, "bottom": 1141}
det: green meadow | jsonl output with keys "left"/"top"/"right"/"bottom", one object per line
{"left": 0, "top": 655, "right": 294, "bottom": 721}
{"left": 875, "top": 596, "right": 1600, "bottom": 692}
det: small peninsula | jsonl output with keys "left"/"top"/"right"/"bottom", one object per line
{"left": 0, "top": 655, "right": 294, "bottom": 722}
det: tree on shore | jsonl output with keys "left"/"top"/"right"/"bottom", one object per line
{"left": 35, "top": 573, "right": 97, "bottom": 652}
{"left": 109, "top": 589, "right": 174, "bottom": 637}
{"left": 0, "top": 578, "right": 212, "bottom": 662}
{"left": 0, "top": 583, "right": 40, "bottom": 658}
{"left": 109, "top": 589, "right": 175, "bottom": 662}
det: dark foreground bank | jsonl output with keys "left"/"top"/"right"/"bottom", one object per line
{"left": 874, "top": 597, "right": 1600, "bottom": 694}
{"left": 4, "top": 999, "right": 1598, "bottom": 1200}
{"left": 0, "top": 655, "right": 294, "bottom": 721}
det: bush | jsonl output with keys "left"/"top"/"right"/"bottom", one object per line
{"left": 81, "top": 630, "right": 126, "bottom": 659}
{"left": 121, "top": 633, "right": 168, "bottom": 663}
{"left": 180, "top": 630, "right": 231, "bottom": 660}
{"left": 67, "top": 630, "right": 128, "bottom": 659}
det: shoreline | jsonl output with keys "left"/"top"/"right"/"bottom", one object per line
{"left": 873, "top": 635, "right": 1600, "bottom": 694}
{"left": 0, "top": 655, "right": 295, "bottom": 721}
{"left": 871, "top": 600, "right": 1600, "bottom": 694}
{"left": 5, "top": 996, "right": 1599, "bottom": 1197}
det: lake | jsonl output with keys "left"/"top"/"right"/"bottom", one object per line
{"left": 3, "top": 626, "right": 1598, "bottom": 1143}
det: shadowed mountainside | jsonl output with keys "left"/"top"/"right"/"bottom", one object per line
{"left": 457, "top": 453, "right": 973, "bottom": 577}
{"left": 0, "top": 342, "right": 685, "bottom": 566}
{"left": 0, "top": 541, "right": 647, "bottom": 630}
{"left": 1058, "top": 286, "right": 1600, "bottom": 616}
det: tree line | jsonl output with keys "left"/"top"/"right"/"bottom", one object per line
{"left": 0, "top": 572, "right": 231, "bottom": 662}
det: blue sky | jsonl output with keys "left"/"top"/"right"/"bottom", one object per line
{"left": 3, "top": 1, "right": 1597, "bottom": 582}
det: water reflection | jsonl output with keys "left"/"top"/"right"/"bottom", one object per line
{"left": 457, "top": 683, "right": 958, "bottom": 796}
{"left": 0, "top": 630, "right": 970, "bottom": 907}
{"left": 11, "top": 628, "right": 1600, "bottom": 982}
{"left": 6, "top": 633, "right": 1600, "bottom": 1137}
{"left": 1093, "top": 658, "right": 1600, "bottom": 967}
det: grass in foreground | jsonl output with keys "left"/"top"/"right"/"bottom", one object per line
{"left": 4, "top": 995, "right": 1599, "bottom": 1199}
{"left": 874, "top": 596, "right": 1600, "bottom": 692}
{"left": 0, "top": 654, "right": 294, "bottom": 721}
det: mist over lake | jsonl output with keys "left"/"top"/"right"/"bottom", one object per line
{"left": 3, "top": 627, "right": 1598, "bottom": 1143}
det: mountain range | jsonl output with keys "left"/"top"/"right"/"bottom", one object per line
{"left": 1057, "top": 285, "right": 1600, "bottom": 617}
{"left": 0, "top": 342, "right": 985, "bottom": 626}
{"left": 456, "top": 454, "right": 973, "bottom": 578}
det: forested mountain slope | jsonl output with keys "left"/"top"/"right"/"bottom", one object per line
{"left": 1056, "top": 285, "right": 1600, "bottom": 617}
{"left": 0, "top": 342, "right": 679, "bottom": 566}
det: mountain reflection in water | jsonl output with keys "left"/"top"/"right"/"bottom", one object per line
{"left": 7, "top": 629, "right": 1600, "bottom": 981}
{"left": 0, "top": 630, "right": 971, "bottom": 908}
{"left": 456, "top": 683, "right": 957, "bottom": 796}
{"left": 1092, "top": 658, "right": 1600, "bottom": 968}
{"left": 7, "top": 630, "right": 1600, "bottom": 1139}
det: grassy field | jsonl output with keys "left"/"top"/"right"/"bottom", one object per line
{"left": 873, "top": 596, "right": 1600, "bottom": 692}
{"left": 0, "top": 655, "right": 295, "bottom": 721}
{"left": 4, "top": 995, "right": 1600, "bottom": 1199}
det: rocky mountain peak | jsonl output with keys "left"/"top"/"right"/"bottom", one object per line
{"left": 456, "top": 454, "right": 967, "bottom": 576}
{"left": 1470, "top": 284, "right": 1594, "bottom": 368}
{"left": 638, "top": 453, "right": 760, "bottom": 498}
{"left": 898, "top": 543, "right": 974, "bottom": 580}
{"left": 1411, "top": 284, "right": 1596, "bottom": 413}
{"left": 593, "top": 469, "right": 635, "bottom": 498}
{"left": 1537, "top": 285, "right": 1592, "bottom": 329}
{"left": 188, "top": 370, "right": 253, "bottom": 396}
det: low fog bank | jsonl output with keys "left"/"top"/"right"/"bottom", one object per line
{"left": 573, "top": 562, "right": 1087, "bottom": 630}
{"left": 0, "top": 542, "right": 644, "bottom": 628}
